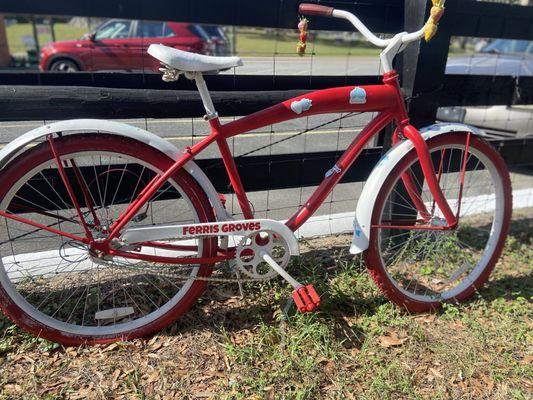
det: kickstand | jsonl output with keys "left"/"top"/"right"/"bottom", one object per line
{"left": 279, "top": 296, "right": 294, "bottom": 351}
{"left": 282, "top": 297, "right": 295, "bottom": 320}
{"left": 234, "top": 267, "right": 245, "bottom": 299}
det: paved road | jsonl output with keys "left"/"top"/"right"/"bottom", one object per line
{"left": 225, "top": 56, "right": 381, "bottom": 76}
{"left": 1, "top": 56, "right": 381, "bottom": 76}
{"left": 0, "top": 113, "right": 376, "bottom": 159}
{"left": 0, "top": 55, "right": 383, "bottom": 158}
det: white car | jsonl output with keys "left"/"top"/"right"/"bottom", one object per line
{"left": 439, "top": 39, "right": 533, "bottom": 137}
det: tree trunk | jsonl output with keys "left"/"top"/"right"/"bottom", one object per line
{"left": 0, "top": 16, "right": 11, "bottom": 67}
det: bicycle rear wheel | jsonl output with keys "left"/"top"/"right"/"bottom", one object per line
{"left": 0, "top": 133, "right": 217, "bottom": 345}
{"left": 365, "top": 132, "right": 512, "bottom": 312}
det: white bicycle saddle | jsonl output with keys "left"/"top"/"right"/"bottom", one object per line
{"left": 148, "top": 44, "right": 243, "bottom": 72}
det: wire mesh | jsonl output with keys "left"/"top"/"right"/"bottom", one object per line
{"left": 0, "top": 8, "right": 531, "bottom": 240}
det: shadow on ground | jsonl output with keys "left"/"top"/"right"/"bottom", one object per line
{"left": 164, "top": 215, "right": 531, "bottom": 349}
{"left": 0, "top": 217, "right": 530, "bottom": 345}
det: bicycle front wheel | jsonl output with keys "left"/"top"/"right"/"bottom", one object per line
{"left": 365, "top": 132, "right": 512, "bottom": 312}
{"left": 0, "top": 133, "right": 217, "bottom": 345}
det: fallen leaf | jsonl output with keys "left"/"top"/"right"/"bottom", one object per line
{"left": 4, "top": 384, "right": 23, "bottom": 395}
{"left": 102, "top": 343, "right": 119, "bottom": 352}
{"left": 416, "top": 314, "right": 436, "bottom": 324}
{"left": 194, "top": 392, "right": 216, "bottom": 398}
{"left": 472, "top": 379, "right": 484, "bottom": 396}
{"left": 111, "top": 368, "right": 121, "bottom": 383}
{"left": 324, "top": 360, "right": 335, "bottom": 377}
{"left": 453, "top": 320, "right": 464, "bottom": 329}
{"left": 520, "top": 355, "right": 533, "bottom": 366}
{"left": 482, "top": 375, "right": 495, "bottom": 392}
{"left": 429, "top": 367, "right": 444, "bottom": 379}
{"left": 378, "top": 333, "right": 407, "bottom": 348}
{"left": 350, "top": 348, "right": 360, "bottom": 357}
{"left": 147, "top": 370, "right": 160, "bottom": 383}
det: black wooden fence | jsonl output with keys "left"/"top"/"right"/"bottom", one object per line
{"left": 0, "top": 0, "right": 532, "bottom": 193}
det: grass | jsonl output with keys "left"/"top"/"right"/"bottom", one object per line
{"left": 6, "top": 23, "right": 87, "bottom": 54}
{"left": 0, "top": 213, "right": 531, "bottom": 399}
{"left": 235, "top": 29, "right": 381, "bottom": 57}
{"left": 6, "top": 23, "right": 381, "bottom": 58}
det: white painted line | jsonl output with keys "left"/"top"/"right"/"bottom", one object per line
{"left": 0, "top": 128, "right": 361, "bottom": 149}
{"left": 295, "top": 188, "right": 533, "bottom": 238}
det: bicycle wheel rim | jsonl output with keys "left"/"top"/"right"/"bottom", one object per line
{"left": 370, "top": 135, "right": 510, "bottom": 304}
{"left": 0, "top": 136, "right": 214, "bottom": 338}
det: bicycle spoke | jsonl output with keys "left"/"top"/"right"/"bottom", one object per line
{"left": 0, "top": 141, "right": 210, "bottom": 338}
{"left": 375, "top": 139, "right": 507, "bottom": 304}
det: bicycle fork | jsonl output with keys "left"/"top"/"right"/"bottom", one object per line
{"left": 400, "top": 125, "right": 459, "bottom": 228}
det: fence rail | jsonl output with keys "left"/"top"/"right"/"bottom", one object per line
{"left": 1, "top": 74, "right": 533, "bottom": 121}
{"left": 0, "top": 0, "right": 532, "bottom": 198}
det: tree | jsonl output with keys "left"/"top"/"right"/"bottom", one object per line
{"left": 0, "top": 16, "right": 10, "bottom": 67}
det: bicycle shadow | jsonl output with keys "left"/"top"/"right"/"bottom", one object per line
{"left": 0, "top": 217, "right": 530, "bottom": 349}
{"left": 168, "top": 215, "right": 532, "bottom": 348}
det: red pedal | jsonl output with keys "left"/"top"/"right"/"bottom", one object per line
{"left": 292, "top": 284, "right": 321, "bottom": 313}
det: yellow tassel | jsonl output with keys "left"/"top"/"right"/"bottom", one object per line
{"left": 430, "top": 6, "right": 445, "bottom": 23}
{"left": 425, "top": 1, "right": 445, "bottom": 42}
{"left": 424, "top": 21, "right": 438, "bottom": 42}
{"left": 297, "top": 42, "right": 306, "bottom": 57}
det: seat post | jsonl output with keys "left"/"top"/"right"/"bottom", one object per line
{"left": 193, "top": 72, "right": 218, "bottom": 120}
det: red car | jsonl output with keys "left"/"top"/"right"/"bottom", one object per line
{"left": 39, "top": 20, "right": 218, "bottom": 72}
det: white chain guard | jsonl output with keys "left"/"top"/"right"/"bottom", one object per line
{"left": 121, "top": 219, "right": 300, "bottom": 256}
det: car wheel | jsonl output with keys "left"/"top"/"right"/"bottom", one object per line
{"left": 49, "top": 59, "right": 80, "bottom": 72}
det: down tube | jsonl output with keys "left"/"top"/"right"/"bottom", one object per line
{"left": 285, "top": 110, "right": 395, "bottom": 231}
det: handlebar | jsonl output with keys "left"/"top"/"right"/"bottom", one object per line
{"left": 298, "top": 3, "right": 335, "bottom": 17}
{"left": 298, "top": 4, "right": 334, "bottom": 17}
{"left": 299, "top": 1, "right": 445, "bottom": 47}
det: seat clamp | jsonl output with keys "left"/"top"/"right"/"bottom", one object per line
{"left": 159, "top": 64, "right": 181, "bottom": 82}
{"left": 204, "top": 112, "right": 219, "bottom": 121}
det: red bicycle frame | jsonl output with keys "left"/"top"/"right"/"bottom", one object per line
{"left": 0, "top": 71, "right": 458, "bottom": 263}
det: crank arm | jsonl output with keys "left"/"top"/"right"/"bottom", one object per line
{"left": 260, "top": 250, "right": 320, "bottom": 313}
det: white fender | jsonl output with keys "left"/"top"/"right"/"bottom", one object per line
{"left": 350, "top": 123, "right": 486, "bottom": 255}
{"left": 0, "top": 119, "right": 231, "bottom": 222}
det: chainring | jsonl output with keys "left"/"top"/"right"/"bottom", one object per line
{"left": 235, "top": 230, "right": 290, "bottom": 279}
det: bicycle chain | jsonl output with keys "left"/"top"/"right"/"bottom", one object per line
{"left": 112, "top": 259, "right": 274, "bottom": 284}
{"left": 154, "top": 272, "right": 272, "bottom": 284}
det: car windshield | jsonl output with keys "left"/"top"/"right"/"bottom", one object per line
{"left": 482, "top": 39, "right": 533, "bottom": 55}
{"left": 188, "top": 25, "right": 211, "bottom": 41}
{"left": 202, "top": 25, "right": 225, "bottom": 39}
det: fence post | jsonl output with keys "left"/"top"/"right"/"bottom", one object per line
{"left": 0, "top": 16, "right": 10, "bottom": 67}
{"left": 404, "top": 0, "right": 453, "bottom": 128}
{"left": 381, "top": 0, "right": 429, "bottom": 149}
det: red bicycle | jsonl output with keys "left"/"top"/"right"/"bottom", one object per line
{"left": 0, "top": 1, "right": 512, "bottom": 345}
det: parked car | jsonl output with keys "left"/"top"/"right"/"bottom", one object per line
{"left": 39, "top": 19, "right": 224, "bottom": 72}
{"left": 201, "top": 25, "right": 231, "bottom": 56}
{"left": 439, "top": 39, "right": 533, "bottom": 137}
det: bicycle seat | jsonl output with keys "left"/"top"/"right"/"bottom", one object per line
{"left": 148, "top": 44, "right": 243, "bottom": 72}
